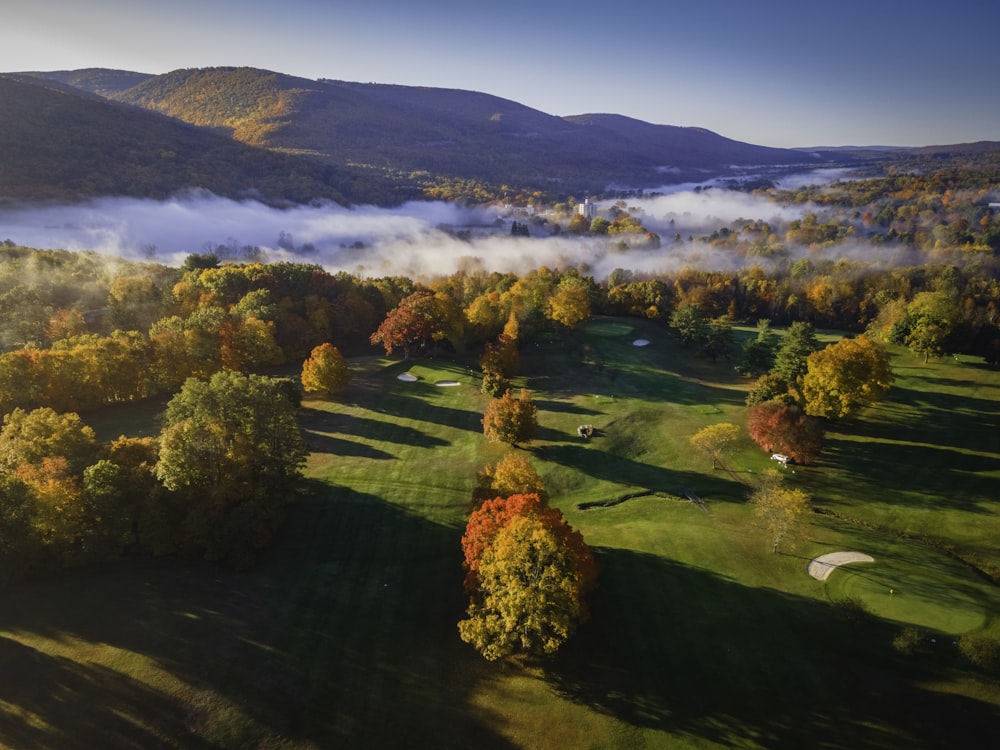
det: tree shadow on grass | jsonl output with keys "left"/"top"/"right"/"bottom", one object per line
{"left": 301, "top": 407, "right": 450, "bottom": 450}
{"left": 850, "top": 386, "right": 1000, "bottom": 454}
{"left": 0, "top": 487, "right": 518, "bottom": 750}
{"left": 531, "top": 443, "right": 745, "bottom": 502}
{"left": 820, "top": 437, "right": 1000, "bottom": 513}
{"left": 0, "top": 636, "right": 210, "bottom": 750}
{"left": 545, "top": 547, "right": 1000, "bottom": 749}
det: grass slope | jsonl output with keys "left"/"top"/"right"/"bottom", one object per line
{"left": 0, "top": 318, "right": 998, "bottom": 748}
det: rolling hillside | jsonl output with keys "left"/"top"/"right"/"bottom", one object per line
{"left": 19, "top": 66, "right": 832, "bottom": 198}
{"left": 0, "top": 74, "right": 411, "bottom": 206}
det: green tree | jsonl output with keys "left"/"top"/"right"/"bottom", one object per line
{"left": 735, "top": 319, "right": 778, "bottom": 377}
{"left": 669, "top": 303, "right": 708, "bottom": 348}
{"left": 156, "top": 372, "right": 306, "bottom": 561}
{"left": 301, "top": 343, "right": 351, "bottom": 395}
{"left": 802, "top": 335, "right": 894, "bottom": 419}
{"left": 889, "top": 291, "right": 959, "bottom": 363}
{"left": 772, "top": 321, "right": 821, "bottom": 382}
{"left": 482, "top": 388, "right": 538, "bottom": 447}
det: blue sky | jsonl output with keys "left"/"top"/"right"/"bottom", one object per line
{"left": 4, "top": 0, "right": 998, "bottom": 148}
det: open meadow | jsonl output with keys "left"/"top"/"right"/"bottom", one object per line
{"left": 1, "top": 317, "right": 999, "bottom": 748}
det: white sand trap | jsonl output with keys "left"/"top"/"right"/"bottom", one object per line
{"left": 397, "top": 373, "right": 418, "bottom": 382}
{"left": 807, "top": 551, "right": 875, "bottom": 581}
{"left": 435, "top": 380, "right": 460, "bottom": 387}
{"left": 633, "top": 339, "right": 650, "bottom": 347}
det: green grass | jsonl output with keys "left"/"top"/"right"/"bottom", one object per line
{"left": 1, "top": 318, "right": 999, "bottom": 748}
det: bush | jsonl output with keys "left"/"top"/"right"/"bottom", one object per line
{"left": 892, "top": 626, "right": 926, "bottom": 655}
{"left": 958, "top": 632, "right": 1000, "bottom": 673}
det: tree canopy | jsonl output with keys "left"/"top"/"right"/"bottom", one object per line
{"left": 458, "top": 493, "right": 597, "bottom": 661}
{"left": 802, "top": 336, "right": 894, "bottom": 419}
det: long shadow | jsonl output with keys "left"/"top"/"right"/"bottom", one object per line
{"left": 303, "top": 433, "right": 396, "bottom": 459}
{"left": 850, "top": 385, "right": 1000, "bottom": 454}
{"left": 0, "top": 485, "right": 518, "bottom": 749}
{"left": 0, "top": 637, "right": 213, "bottom": 750}
{"left": 533, "top": 398, "right": 603, "bottom": 416}
{"left": 820, "top": 437, "right": 1000, "bottom": 512}
{"left": 301, "top": 407, "right": 450, "bottom": 449}
{"left": 346, "top": 390, "right": 485, "bottom": 434}
{"left": 546, "top": 547, "right": 1000, "bottom": 749}
{"left": 531, "top": 443, "right": 745, "bottom": 502}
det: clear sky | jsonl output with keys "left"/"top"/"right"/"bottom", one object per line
{"left": 4, "top": 0, "right": 998, "bottom": 148}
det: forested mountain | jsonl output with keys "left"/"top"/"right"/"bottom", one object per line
{"left": 14, "top": 66, "right": 832, "bottom": 202}
{"left": 0, "top": 74, "right": 411, "bottom": 205}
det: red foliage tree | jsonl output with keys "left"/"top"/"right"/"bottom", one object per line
{"left": 461, "top": 493, "right": 598, "bottom": 593}
{"left": 746, "top": 401, "right": 824, "bottom": 465}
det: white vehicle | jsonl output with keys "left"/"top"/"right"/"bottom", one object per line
{"left": 770, "top": 453, "right": 792, "bottom": 466}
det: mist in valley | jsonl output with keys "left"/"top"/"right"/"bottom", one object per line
{"left": 0, "top": 170, "right": 922, "bottom": 282}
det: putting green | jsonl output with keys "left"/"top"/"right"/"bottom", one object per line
{"left": 586, "top": 319, "right": 636, "bottom": 338}
{"left": 825, "top": 556, "right": 989, "bottom": 634}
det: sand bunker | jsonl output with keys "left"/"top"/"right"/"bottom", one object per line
{"left": 807, "top": 551, "right": 875, "bottom": 581}
{"left": 633, "top": 339, "right": 650, "bottom": 347}
{"left": 397, "top": 373, "right": 418, "bottom": 382}
{"left": 435, "top": 380, "right": 460, "bottom": 387}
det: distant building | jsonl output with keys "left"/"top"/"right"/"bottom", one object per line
{"left": 577, "top": 198, "right": 597, "bottom": 220}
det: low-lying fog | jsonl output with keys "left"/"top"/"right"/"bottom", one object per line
{"left": 0, "top": 169, "right": 911, "bottom": 281}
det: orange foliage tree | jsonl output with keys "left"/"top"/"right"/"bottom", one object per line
{"left": 746, "top": 401, "right": 824, "bottom": 465}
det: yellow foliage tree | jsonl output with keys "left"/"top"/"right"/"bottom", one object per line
{"left": 751, "top": 472, "right": 811, "bottom": 553}
{"left": 802, "top": 335, "right": 894, "bottom": 419}
{"left": 689, "top": 422, "right": 741, "bottom": 470}
{"left": 458, "top": 513, "right": 591, "bottom": 660}
{"left": 301, "top": 343, "right": 351, "bottom": 396}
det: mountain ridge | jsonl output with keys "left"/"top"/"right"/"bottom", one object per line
{"left": 8, "top": 65, "right": 984, "bottom": 206}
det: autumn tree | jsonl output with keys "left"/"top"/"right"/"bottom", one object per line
{"left": 546, "top": 275, "right": 592, "bottom": 330}
{"left": 482, "top": 388, "right": 538, "bottom": 446}
{"left": 690, "top": 422, "right": 741, "bottom": 470}
{"left": 751, "top": 472, "right": 811, "bottom": 553}
{"left": 802, "top": 335, "right": 894, "bottom": 419}
{"left": 474, "top": 451, "right": 546, "bottom": 502}
{"left": 301, "top": 343, "right": 351, "bottom": 396}
{"left": 459, "top": 493, "right": 598, "bottom": 660}
{"left": 746, "top": 401, "right": 824, "bottom": 464}
{"left": 0, "top": 407, "right": 98, "bottom": 474}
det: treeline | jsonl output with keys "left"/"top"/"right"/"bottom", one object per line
{"left": 0, "top": 372, "right": 304, "bottom": 578}
{"left": 2, "top": 241, "right": 1000, "bottom": 417}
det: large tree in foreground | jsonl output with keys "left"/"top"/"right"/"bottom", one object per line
{"left": 156, "top": 372, "right": 306, "bottom": 561}
{"left": 802, "top": 335, "right": 894, "bottom": 419}
{"left": 459, "top": 493, "right": 598, "bottom": 661}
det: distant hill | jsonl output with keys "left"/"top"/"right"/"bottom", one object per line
{"left": 0, "top": 74, "right": 407, "bottom": 205}
{"left": 37, "top": 65, "right": 1000, "bottom": 205}
{"left": 103, "top": 67, "right": 828, "bottom": 191}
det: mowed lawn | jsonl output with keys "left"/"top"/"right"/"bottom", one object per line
{"left": 1, "top": 317, "right": 999, "bottom": 748}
